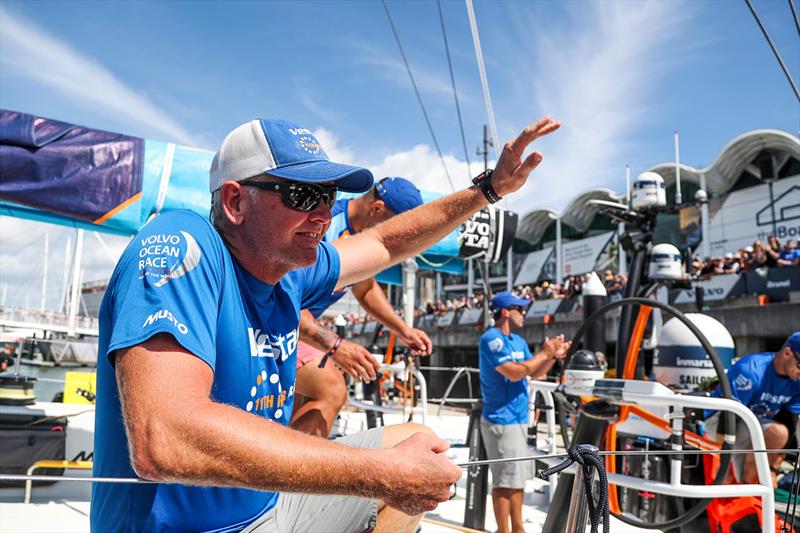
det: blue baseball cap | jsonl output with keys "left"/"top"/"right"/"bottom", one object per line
{"left": 490, "top": 291, "right": 531, "bottom": 311}
{"left": 787, "top": 331, "right": 800, "bottom": 354}
{"left": 210, "top": 119, "right": 374, "bottom": 193}
{"left": 375, "top": 177, "right": 423, "bottom": 214}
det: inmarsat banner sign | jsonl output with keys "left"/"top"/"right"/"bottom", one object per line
{"left": 700, "top": 176, "right": 800, "bottom": 257}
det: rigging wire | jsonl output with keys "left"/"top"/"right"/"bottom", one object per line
{"left": 464, "top": 0, "right": 500, "bottom": 161}
{"left": 436, "top": 0, "right": 472, "bottom": 183}
{"left": 382, "top": 0, "right": 456, "bottom": 193}
{"left": 790, "top": 0, "right": 800, "bottom": 38}
{"left": 744, "top": 0, "right": 800, "bottom": 102}
{"left": 3, "top": 447, "right": 798, "bottom": 485}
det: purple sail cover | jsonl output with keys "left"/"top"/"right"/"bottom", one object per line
{"left": 0, "top": 109, "right": 143, "bottom": 223}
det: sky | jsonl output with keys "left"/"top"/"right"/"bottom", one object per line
{"left": 0, "top": 0, "right": 798, "bottom": 310}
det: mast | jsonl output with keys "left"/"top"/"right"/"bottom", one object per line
{"left": 67, "top": 229, "right": 84, "bottom": 336}
{"left": 674, "top": 130, "right": 682, "bottom": 204}
{"left": 40, "top": 230, "right": 49, "bottom": 311}
{"left": 59, "top": 236, "right": 73, "bottom": 314}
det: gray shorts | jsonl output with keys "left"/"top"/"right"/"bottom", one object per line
{"left": 243, "top": 426, "right": 384, "bottom": 533}
{"left": 704, "top": 413, "right": 775, "bottom": 482}
{"left": 480, "top": 418, "right": 529, "bottom": 489}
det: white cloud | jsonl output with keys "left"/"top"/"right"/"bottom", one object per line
{"left": 499, "top": 1, "right": 690, "bottom": 213}
{"left": 0, "top": 217, "right": 129, "bottom": 310}
{"left": 0, "top": 7, "right": 201, "bottom": 146}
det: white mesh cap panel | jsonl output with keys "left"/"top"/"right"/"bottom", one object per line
{"left": 209, "top": 120, "right": 277, "bottom": 192}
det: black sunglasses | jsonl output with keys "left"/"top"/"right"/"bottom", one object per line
{"left": 793, "top": 351, "right": 800, "bottom": 370}
{"left": 240, "top": 179, "right": 337, "bottom": 212}
{"left": 508, "top": 305, "right": 527, "bottom": 316}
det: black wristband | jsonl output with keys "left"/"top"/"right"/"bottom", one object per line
{"left": 472, "top": 169, "right": 502, "bottom": 203}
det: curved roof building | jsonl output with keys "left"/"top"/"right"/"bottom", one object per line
{"left": 515, "top": 129, "right": 800, "bottom": 251}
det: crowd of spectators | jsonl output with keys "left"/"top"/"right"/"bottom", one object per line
{"left": 322, "top": 238, "right": 798, "bottom": 324}
{"left": 691, "top": 238, "right": 799, "bottom": 279}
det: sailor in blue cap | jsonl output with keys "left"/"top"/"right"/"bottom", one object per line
{"left": 706, "top": 331, "right": 800, "bottom": 487}
{"left": 93, "top": 116, "right": 561, "bottom": 532}
{"left": 479, "top": 291, "right": 570, "bottom": 533}
{"left": 292, "top": 176, "right": 432, "bottom": 438}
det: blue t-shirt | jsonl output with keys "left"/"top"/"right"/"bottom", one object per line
{"left": 305, "top": 199, "right": 353, "bottom": 317}
{"left": 91, "top": 210, "right": 340, "bottom": 532}
{"left": 710, "top": 352, "right": 800, "bottom": 419}
{"left": 479, "top": 327, "right": 533, "bottom": 425}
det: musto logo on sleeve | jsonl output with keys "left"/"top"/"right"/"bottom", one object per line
{"left": 137, "top": 231, "right": 201, "bottom": 287}
{"left": 142, "top": 309, "right": 189, "bottom": 335}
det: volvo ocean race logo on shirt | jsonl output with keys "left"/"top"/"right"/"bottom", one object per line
{"left": 137, "top": 231, "right": 201, "bottom": 287}
{"left": 488, "top": 338, "right": 504, "bottom": 353}
{"left": 247, "top": 327, "right": 299, "bottom": 361}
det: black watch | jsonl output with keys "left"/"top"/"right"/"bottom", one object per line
{"left": 472, "top": 169, "right": 502, "bottom": 204}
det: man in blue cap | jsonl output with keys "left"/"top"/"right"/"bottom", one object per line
{"left": 92, "top": 116, "right": 560, "bottom": 532}
{"left": 706, "top": 331, "right": 800, "bottom": 487}
{"left": 292, "top": 176, "right": 433, "bottom": 438}
{"left": 479, "top": 290, "right": 570, "bottom": 533}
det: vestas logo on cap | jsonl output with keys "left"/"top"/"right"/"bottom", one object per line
{"left": 262, "top": 120, "right": 329, "bottom": 165}
{"left": 298, "top": 135, "right": 322, "bottom": 155}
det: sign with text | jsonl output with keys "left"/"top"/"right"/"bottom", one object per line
{"left": 671, "top": 274, "right": 743, "bottom": 304}
{"left": 562, "top": 232, "right": 617, "bottom": 276}
{"left": 515, "top": 247, "right": 554, "bottom": 285}
{"left": 459, "top": 207, "right": 518, "bottom": 263}
{"left": 699, "top": 175, "right": 800, "bottom": 257}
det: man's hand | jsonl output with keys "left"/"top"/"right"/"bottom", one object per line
{"left": 541, "top": 334, "right": 566, "bottom": 358}
{"left": 331, "top": 339, "right": 381, "bottom": 382}
{"left": 398, "top": 327, "right": 433, "bottom": 356}
{"left": 379, "top": 432, "right": 462, "bottom": 516}
{"left": 553, "top": 338, "right": 572, "bottom": 360}
{"left": 490, "top": 117, "right": 561, "bottom": 197}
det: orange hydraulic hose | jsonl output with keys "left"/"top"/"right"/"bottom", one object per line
{"left": 607, "top": 304, "right": 652, "bottom": 514}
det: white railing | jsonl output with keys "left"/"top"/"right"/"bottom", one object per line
{"left": 531, "top": 379, "right": 776, "bottom": 532}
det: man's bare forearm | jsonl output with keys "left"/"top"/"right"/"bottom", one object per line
{"left": 353, "top": 278, "right": 408, "bottom": 334}
{"left": 336, "top": 187, "right": 486, "bottom": 288}
{"left": 298, "top": 309, "right": 338, "bottom": 351}
{"left": 128, "top": 395, "right": 394, "bottom": 498}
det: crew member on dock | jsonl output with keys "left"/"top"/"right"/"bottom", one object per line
{"left": 292, "top": 176, "right": 432, "bottom": 438}
{"left": 92, "top": 116, "right": 561, "bottom": 532}
{"left": 705, "top": 331, "right": 800, "bottom": 488}
{"left": 478, "top": 291, "right": 570, "bottom": 533}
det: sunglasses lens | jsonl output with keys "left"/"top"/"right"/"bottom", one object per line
{"left": 283, "top": 184, "right": 320, "bottom": 212}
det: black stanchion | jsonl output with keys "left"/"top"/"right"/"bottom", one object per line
{"left": 464, "top": 400, "right": 488, "bottom": 531}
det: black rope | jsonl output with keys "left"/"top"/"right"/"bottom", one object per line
{"left": 436, "top": 0, "right": 471, "bottom": 183}
{"left": 538, "top": 444, "right": 610, "bottom": 533}
{"left": 382, "top": 0, "right": 456, "bottom": 193}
